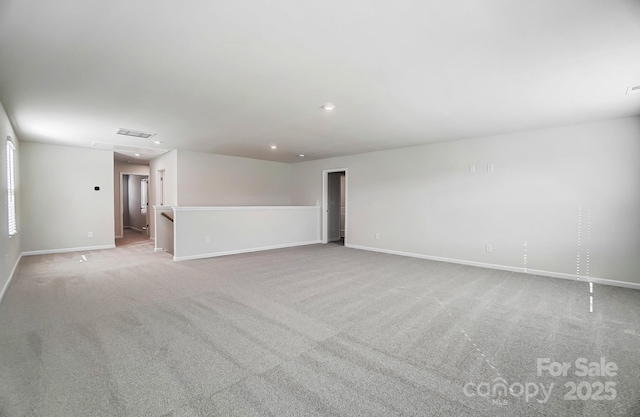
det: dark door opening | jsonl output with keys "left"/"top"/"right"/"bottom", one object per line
{"left": 327, "top": 171, "right": 346, "bottom": 245}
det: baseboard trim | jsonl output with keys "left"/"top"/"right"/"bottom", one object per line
{"left": 154, "top": 248, "right": 165, "bottom": 252}
{"left": 174, "top": 240, "right": 322, "bottom": 262}
{"left": 22, "top": 245, "right": 117, "bottom": 256}
{"left": 0, "top": 253, "right": 22, "bottom": 305}
{"left": 345, "top": 244, "right": 640, "bottom": 291}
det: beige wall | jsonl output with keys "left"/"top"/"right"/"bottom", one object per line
{"left": 292, "top": 116, "right": 640, "bottom": 285}
{"left": 20, "top": 142, "right": 115, "bottom": 253}
{"left": 0, "top": 101, "right": 21, "bottom": 301}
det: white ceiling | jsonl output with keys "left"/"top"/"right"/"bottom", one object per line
{"left": 1, "top": 0, "right": 639, "bottom": 163}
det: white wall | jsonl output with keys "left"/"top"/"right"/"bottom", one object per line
{"left": 0, "top": 101, "right": 21, "bottom": 302}
{"left": 153, "top": 206, "right": 174, "bottom": 255}
{"left": 149, "top": 150, "right": 177, "bottom": 239}
{"left": 114, "top": 162, "right": 149, "bottom": 237}
{"left": 150, "top": 150, "right": 178, "bottom": 206}
{"left": 20, "top": 142, "right": 115, "bottom": 253}
{"left": 173, "top": 206, "right": 320, "bottom": 261}
{"left": 292, "top": 116, "right": 640, "bottom": 286}
{"left": 177, "top": 151, "right": 292, "bottom": 206}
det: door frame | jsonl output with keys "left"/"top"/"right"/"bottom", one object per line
{"left": 119, "top": 172, "right": 150, "bottom": 238}
{"left": 157, "top": 169, "right": 165, "bottom": 206}
{"left": 322, "top": 168, "right": 348, "bottom": 244}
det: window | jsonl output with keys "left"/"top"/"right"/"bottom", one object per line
{"left": 6, "top": 138, "right": 17, "bottom": 236}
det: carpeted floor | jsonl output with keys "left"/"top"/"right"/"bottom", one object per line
{"left": 1, "top": 241, "right": 639, "bottom": 416}
{"left": 116, "top": 228, "right": 151, "bottom": 247}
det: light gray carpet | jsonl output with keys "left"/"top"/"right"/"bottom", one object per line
{"left": 1, "top": 241, "right": 639, "bottom": 416}
{"left": 116, "top": 228, "right": 151, "bottom": 247}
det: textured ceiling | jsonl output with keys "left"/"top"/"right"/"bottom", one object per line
{"left": 1, "top": 0, "right": 639, "bottom": 163}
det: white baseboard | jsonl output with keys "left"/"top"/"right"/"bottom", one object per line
{"left": 0, "top": 253, "right": 23, "bottom": 305}
{"left": 115, "top": 235, "right": 123, "bottom": 239}
{"left": 154, "top": 248, "right": 165, "bottom": 252}
{"left": 345, "top": 244, "right": 640, "bottom": 291}
{"left": 174, "top": 240, "right": 322, "bottom": 262}
{"left": 22, "top": 245, "right": 116, "bottom": 256}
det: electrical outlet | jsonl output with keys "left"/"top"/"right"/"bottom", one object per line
{"left": 205, "top": 236, "right": 211, "bottom": 244}
{"left": 375, "top": 233, "right": 380, "bottom": 240}
{"left": 469, "top": 165, "right": 475, "bottom": 173}
{"left": 486, "top": 244, "right": 493, "bottom": 253}
{"left": 88, "top": 232, "right": 93, "bottom": 238}
{"left": 487, "top": 164, "right": 494, "bottom": 172}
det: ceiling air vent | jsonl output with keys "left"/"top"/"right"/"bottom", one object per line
{"left": 116, "top": 128, "right": 155, "bottom": 139}
{"left": 626, "top": 85, "right": 640, "bottom": 96}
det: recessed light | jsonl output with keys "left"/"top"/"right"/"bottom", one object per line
{"left": 153, "top": 140, "right": 162, "bottom": 144}
{"left": 321, "top": 103, "right": 336, "bottom": 111}
{"left": 270, "top": 145, "right": 277, "bottom": 150}
{"left": 298, "top": 154, "right": 305, "bottom": 157}
{"left": 134, "top": 153, "right": 140, "bottom": 157}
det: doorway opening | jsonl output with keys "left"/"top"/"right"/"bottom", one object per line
{"left": 323, "top": 169, "right": 347, "bottom": 245}
{"left": 119, "top": 173, "right": 150, "bottom": 246}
